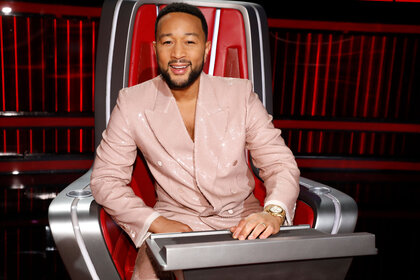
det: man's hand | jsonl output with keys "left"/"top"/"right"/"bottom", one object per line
{"left": 149, "top": 216, "right": 193, "bottom": 234}
{"left": 230, "top": 212, "right": 283, "bottom": 240}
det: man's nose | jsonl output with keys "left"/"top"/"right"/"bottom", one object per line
{"left": 171, "top": 42, "right": 186, "bottom": 59}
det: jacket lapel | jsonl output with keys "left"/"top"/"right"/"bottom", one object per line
{"left": 145, "top": 78, "right": 195, "bottom": 175}
{"left": 194, "top": 74, "right": 229, "bottom": 210}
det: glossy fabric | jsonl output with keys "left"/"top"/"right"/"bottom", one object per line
{"left": 90, "top": 74, "right": 300, "bottom": 247}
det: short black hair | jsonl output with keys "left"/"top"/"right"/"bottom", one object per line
{"left": 155, "top": 2, "right": 208, "bottom": 41}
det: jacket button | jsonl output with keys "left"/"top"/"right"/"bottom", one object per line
{"left": 227, "top": 209, "right": 234, "bottom": 214}
{"left": 157, "top": 161, "right": 162, "bottom": 166}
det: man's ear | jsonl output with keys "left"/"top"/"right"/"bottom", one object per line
{"left": 152, "top": 41, "right": 157, "bottom": 55}
{"left": 204, "top": 40, "right": 212, "bottom": 63}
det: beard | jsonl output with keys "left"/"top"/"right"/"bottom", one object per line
{"left": 159, "top": 58, "right": 204, "bottom": 90}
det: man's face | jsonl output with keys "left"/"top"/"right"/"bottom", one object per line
{"left": 154, "top": 12, "right": 211, "bottom": 90}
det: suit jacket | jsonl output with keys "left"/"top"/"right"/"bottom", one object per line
{"left": 90, "top": 73, "right": 300, "bottom": 247}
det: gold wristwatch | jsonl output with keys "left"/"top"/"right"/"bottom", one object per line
{"left": 264, "top": 204, "right": 286, "bottom": 221}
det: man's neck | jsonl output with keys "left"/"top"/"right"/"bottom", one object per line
{"left": 171, "top": 80, "right": 200, "bottom": 103}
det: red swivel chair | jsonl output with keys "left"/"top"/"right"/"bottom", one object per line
{"left": 49, "top": 1, "right": 358, "bottom": 279}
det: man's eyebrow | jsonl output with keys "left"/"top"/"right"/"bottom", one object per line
{"left": 184, "top": 32, "right": 200, "bottom": 37}
{"left": 158, "top": 32, "right": 200, "bottom": 39}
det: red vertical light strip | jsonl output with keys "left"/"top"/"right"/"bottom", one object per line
{"left": 280, "top": 32, "right": 289, "bottom": 115}
{"left": 79, "top": 20, "right": 83, "bottom": 112}
{"left": 300, "top": 33, "right": 312, "bottom": 116}
{"left": 13, "top": 17, "right": 19, "bottom": 112}
{"left": 2, "top": 129, "right": 5, "bottom": 153}
{"left": 352, "top": 35, "right": 365, "bottom": 117}
{"left": 27, "top": 17, "right": 33, "bottom": 112}
{"left": 80, "top": 128, "right": 83, "bottom": 153}
{"left": 67, "top": 20, "right": 71, "bottom": 112}
{"left": 394, "top": 38, "right": 407, "bottom": 118}
{"left": 16, "top": 129, "right": 20, "bottom": 154}
{"left": 342, "top": 36, "right": 355, "bottom": 116}
{"left": 0, "top": 16, "right": 5, "bottom": 111}
{"left": 291, "top": 33, "right": 300, "bottom": 115}
{"left": 92, "top": 21, "right": 95, "bottom": 112}
{"left": 311, "top": 34, "right": 322, "bottom": 116}
{"left": 67, "top": 21, "right": 71, "bottom": 154}
{"left": 55, "top": 129, "right": 58, "bottom": 153}
{"left": 54, "top": 19, "right": 58, "bottom": 112}
{"left": 332, "top": 35, "right": 343, "bottom": 116}
{"left": 404, "top": 39, "right": 418, "bottom": 118}
{"left": 318, "top": 131, "right": 323, "bottom": 153}
{"left": 384, "top": 37, "right": 397, "bottom": 118}
{"left": 349, "top": 132, "right": 354, "bottom": 154}
{"left": 363, "top": 36, "right": 375, "bottom": 117}
{"left": 359, "top": 132, "right": 366, "bottom": 155}
{"left": 29, "top": 130, "right": 33, "bottom": 154}
{"left": 307, "top": 131, "right": 313, "bottom": 153}
{"left": 67, "top": 128, "right": 71, "bottom": 153}
{"left": 321, "top": 34, "right": 332, "bottom": 116}
{"left": 27, "top": 18, "right": 33, "bottom": 154}
{"left": 297, "top": 130, "right": 303, "bottom": 153}
{"left": 41, "top": 18, "right": 45, "bottom": 111}
{"left": 373, "top": 36, "right": 386, "bottom": 117}
{"left": 42, "top": 129, "right": 45, "bottom": 153}
{"left": 271, "top": 31, "right": 278, "bottom": 93}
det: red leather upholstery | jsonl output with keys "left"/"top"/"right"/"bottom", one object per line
{"left": 100, "top": 209, "right": 138, "bottom": 279}
{"left": 128, "top": 4, "right": 157, "bottom": 86}
{"left": 212, "top": 9, "right": 248, "bottom": 79}
{"left": 100, "top": 3, "right": 314, "bottom": 279}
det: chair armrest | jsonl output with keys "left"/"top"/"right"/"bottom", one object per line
{"left": 298, "top": 176, "right": 358, "bottom": 234}
{"left": 48, "top": 168, "right": 121, "bottom": 280}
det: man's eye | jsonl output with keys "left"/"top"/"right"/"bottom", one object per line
{"left": 187, "top": 41, "right": 196, "bottom": 44}
{"left": 162, "top": 41, "right": 172, "bottom": 45}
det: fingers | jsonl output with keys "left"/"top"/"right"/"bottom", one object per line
{"left": 248, "top": 223, "right": 271, "bottom": 240}
{"left": 231, "top": 212, "right": 282, "bottom": 240}
{"left": 258, "top": 224, "right": 274, "bottom": 239}
{"left": 232, "top": 218, "right": 265, "bottom": 240}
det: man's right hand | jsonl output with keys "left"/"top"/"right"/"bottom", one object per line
{"left": 149, "top": 216, "right": 192, "bottom": 234}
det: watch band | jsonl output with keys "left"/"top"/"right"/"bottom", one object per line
{"left": 264, "top": 204, "right": 286, "bottom": 220}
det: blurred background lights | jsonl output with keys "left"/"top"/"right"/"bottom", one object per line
{"left": 2, "top": 6, "right": 12, "bottom": 14}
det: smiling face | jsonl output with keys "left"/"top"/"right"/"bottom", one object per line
{"left": 154, "top": 12, "right": 211, "bottom": 91}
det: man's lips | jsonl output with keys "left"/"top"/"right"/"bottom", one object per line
{"left": 169, "top": 61, "right": 191, "bottom": 74}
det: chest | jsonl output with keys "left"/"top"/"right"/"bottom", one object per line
{"left": 176, "top": 100, "right": 197, "bottom": 141}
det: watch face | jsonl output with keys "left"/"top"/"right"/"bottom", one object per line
{"left": 270, "top": 205, "right": 283, "bottom": 213}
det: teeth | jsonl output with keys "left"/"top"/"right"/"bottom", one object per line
{"left": 171, "top": 65, "right": 188, "bottom": 69}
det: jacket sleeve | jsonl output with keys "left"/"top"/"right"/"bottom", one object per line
{"left": 90, "top": 89, "right": 160, "bottom": 247}
{"left": 244, "top": 81, "right": 300, "bottom": 224}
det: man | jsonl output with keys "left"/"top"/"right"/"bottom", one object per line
{"left": 90, "top": 2, "right": 300, "bottom": 279}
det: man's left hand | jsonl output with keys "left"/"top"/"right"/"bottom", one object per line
{"left": 230, "top": 212, "right": 283, "bottom": 240}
